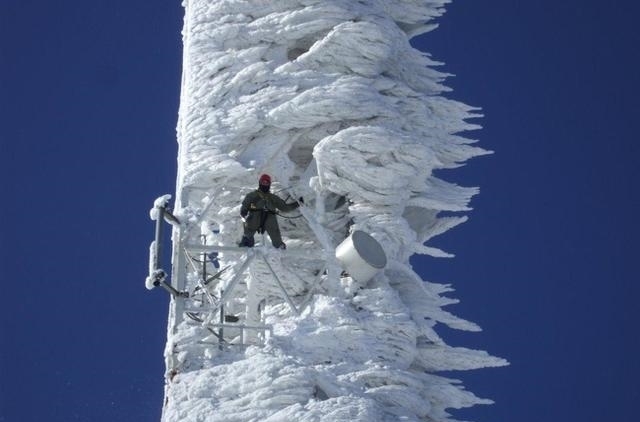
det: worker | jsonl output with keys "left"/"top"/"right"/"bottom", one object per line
{"left": 239, "top": 174, "right": 301, "bottom": 249}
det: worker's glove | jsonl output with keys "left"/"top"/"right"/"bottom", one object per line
{"left": 240, "top": 209, "right": 248, "bottom": 218}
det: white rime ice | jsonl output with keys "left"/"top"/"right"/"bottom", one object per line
{"left": 161, "top": 1, "right": 507, "bottom": 421}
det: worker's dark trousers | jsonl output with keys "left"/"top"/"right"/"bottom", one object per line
{"left": 242, "top": 212, "right": 284, "bottom": 248}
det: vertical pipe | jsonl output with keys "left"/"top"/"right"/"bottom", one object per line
{"left": 201, "top": 235, "right": 207, "bottom": 290}
{"left": 154, "top": 206, "right": 164, "bottom": 271}
{"left": 219, "top": 289, "right": 224, "bottom": 350}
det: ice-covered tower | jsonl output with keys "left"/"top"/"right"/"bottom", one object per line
{"left": 150, "top": 1, "right": 507, "bottom": 421}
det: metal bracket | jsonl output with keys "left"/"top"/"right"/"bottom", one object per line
{"left": 146, "top": 196, "right": 188, "bottom": 297}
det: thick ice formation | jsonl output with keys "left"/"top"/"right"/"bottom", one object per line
{"left": 161, "top": 1, "right": 507, "bottom": 421}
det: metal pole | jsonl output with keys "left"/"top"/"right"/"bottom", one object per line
{"left": 219, "top": 289, "right": 224, "bottom": 350}
{"left": 157, "top": 277, "right": 187, "bottom": 298}
{"left": 201, "top": 235, "right": 207, "bottom": 289}
{"left": 153, "top": 206, "right": 164, "bottom": 271}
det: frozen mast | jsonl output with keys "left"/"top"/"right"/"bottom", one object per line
{"left": 150, "top": 1, "right": 507, "bottom": 421}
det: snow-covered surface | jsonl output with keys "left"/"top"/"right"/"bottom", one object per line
{"left": 161, "top": 1, "right": 507, "bottom": 421}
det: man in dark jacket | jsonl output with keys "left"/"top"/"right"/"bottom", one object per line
{"left": 239, "top": 174, "right": 300, "bottom": 249}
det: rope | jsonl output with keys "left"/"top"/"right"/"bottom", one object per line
{"left": 277, "top": 212, "right": 305, "bottom": 219}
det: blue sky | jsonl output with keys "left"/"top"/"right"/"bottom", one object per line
{"left": 1, "top": 1, "right": 639, "bottom": 421}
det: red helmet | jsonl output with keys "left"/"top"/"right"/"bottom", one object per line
{"left": 259, "top": 174, "right": 271, "bottom": 186}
